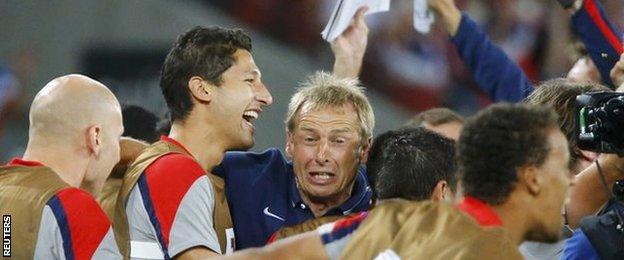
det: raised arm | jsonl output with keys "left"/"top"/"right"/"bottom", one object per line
{"left": 561, "top": 0, "right": 623, "bottom": 88}
{"left": 331, "top": 6, "right": 369, "bottom": 78}
{"left": 611, "top": 53, "right": 624, "bottom": 89}
{"left": 428, "top": 0, "right": 534, "bottom": 102}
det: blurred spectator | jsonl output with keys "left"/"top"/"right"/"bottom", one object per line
{"left": 204, "top": 0, "right": 591, "bottom": 116}
{"left": 364, "top": 0, "right": 451, "bottom": 111}
{"left": 0, "top": 63, "right": 20, "bottom": 139}
{"left": 403, "top": 107, "right": 464, "bottom": 140}
{"left": 121, "top": 104, "right": 160, "bottom": 143}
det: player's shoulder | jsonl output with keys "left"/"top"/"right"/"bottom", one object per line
{"left": 50, "top": 187, "right": 110, "bottom": 223}
{"left": 318, "top": 212, "right": 368, "bottom": 244}
{"left": 144, "top": 153, "right": 206, "bottom": 184}
{"left": 139, "top": 153, "right": 211, "bottom": 214}
{"left": 47, "top": 188, "right": 114, "bottom": 259}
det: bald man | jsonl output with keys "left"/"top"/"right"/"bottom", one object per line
{"left": 0, "top": 74, "right": 123, "bottom": 259}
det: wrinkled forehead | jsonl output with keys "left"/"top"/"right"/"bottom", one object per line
{"left": 298, "top": 101, "right": 355, "bottom": 116}
{"left": 295, "top": 102, "right": 361, "bottom": 131}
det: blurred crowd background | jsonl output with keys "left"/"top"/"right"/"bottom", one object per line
{"left": 1, "top": 0, "right": 623, "bottom": 161}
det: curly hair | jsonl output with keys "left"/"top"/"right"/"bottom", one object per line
{"left": 160, "top": 26, "right": 252, "bottom": 122}
{"left": 457, "top": 103, "right": 559, "bottom": 205}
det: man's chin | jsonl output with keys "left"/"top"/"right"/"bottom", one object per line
{"left": 229, "top": 141, "right": 254, "bottom": 152}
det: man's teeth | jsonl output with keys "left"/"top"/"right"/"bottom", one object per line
{"left": 312, "top": 172, "right": 332, "bottom": 179}
{"left": 243, "top": 111, "right": 259, "bottom": 119}
{"left": 317, "top": 174, "right": 331, "bottom": 180}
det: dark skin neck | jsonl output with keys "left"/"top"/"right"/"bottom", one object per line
{"left": 491, "top": 196, "right": 531, "bottom": 245}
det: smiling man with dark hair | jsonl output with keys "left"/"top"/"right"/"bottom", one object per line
{"left": 112, "top": 26, "right": 273, "bottom": 259}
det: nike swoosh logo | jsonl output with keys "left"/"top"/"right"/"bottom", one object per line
{"left": 263, "top": 207, "right": 285, "bottom": 221}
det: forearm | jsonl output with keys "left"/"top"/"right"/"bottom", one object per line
{"left": 450, "top": 13, "right": 534, "bottom": 102}
{"left": 566, "top": 154, "right": 624, "bottom": 228}
{"left": 217, "top": 232, "right": 327, "bottom": 260}
{"left": 432, "top": 0, "right": 461, "bottom": 37}
{"left": 333, "top": 54, "right": 363, "bottom": 78}
{"left": 330, "top": 6, "right": 369, "bottom": 79}
{"left": 570, "top": 0, "right": 623, "bottom": 87}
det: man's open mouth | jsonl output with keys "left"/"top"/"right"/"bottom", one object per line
{"left": 308, "top": 171, "right": 336, "bottom": 184}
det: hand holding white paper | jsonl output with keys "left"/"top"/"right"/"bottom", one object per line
{"left": 413, "top": 0, "right": 434, "bottom": 34}
{"left": 321, "top": 0, "right": 390, "bottom": 42}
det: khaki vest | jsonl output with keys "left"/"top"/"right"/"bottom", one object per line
{"left": 112, "top": 140, "right": 233, "bottom": 258}
{"left": 0, "top": 165, "right": 70, "bottom": 259}
{"left": 98, "top": 178, "right": 122, "bottom": 220}
{"left": 340, "top": 200, "right": 523, "bottom": 260}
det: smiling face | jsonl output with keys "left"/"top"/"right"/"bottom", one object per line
{"left": 286, "top": 104, "right": 369, "bottom": 203}
{"left": 208, "top": 49, "right": 273, "bottom": 150}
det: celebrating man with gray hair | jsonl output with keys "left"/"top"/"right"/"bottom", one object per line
{"left": 214, "top": 70, "right": 374, "bottom": 249}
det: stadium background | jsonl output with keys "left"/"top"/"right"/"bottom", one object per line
{"left": 1, "top": 0, "right": 623, "bottom": 161}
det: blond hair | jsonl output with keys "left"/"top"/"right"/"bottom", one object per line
{"left": 285, "top": 71, "right": 374, "bottom": 141}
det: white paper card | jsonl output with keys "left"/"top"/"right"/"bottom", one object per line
{"left": 321, "top": 0, "right": 390, "bottom": 42}
{"left": 413, "top": 0, "right": 434, "bottom": 34}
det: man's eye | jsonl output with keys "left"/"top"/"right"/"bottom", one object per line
{"left": 304, "top": 137, "right": 316, "bottom": 142}
{"left": 333, "top": 139, "right": 345, "bottom": 144}
{"left": 245, "top": 79, "right": 254, "bottom": 83}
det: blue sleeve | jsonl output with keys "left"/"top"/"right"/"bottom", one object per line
{"left": 216, "top": 148, "right": 286, "bottom": 182}
{"left": 561, "top": 229, "right": 600, "bottom": 260}
{"left": 450, "top": 13, "right": 534, "bottom": 102}
{"left": 571, "top": 0, "right": 623, "bottom": 88}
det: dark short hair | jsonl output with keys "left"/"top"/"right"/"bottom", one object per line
{"left": 458, "top": 103, "right": 559, "bottom": 205}
{"left": 524, "top": 78, "right": 608, "bottom": 169}
{"left": 404, "top": 107, "right": 465, "bottom": 128}
{"left": 370, "top": 127, "right": 457, "bottom": 201}
{"left": 121, "top": 104, "right": 160, "bottom": 143}
{"left": 160, "top": 26, "right": 252, "bottom": 122}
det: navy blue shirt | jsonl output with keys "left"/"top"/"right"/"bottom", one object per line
{"left": 213, "top": 148, "right": 372, "bottom": 249}
{"left": 451, "top": 2, "right": 622, "bottom": 103}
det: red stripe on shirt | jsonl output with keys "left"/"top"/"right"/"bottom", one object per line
{"left": 457, "top": 196, "right": 502, "bottom": 227}
{"left": 584, "top": 0, "right": 624, "bottom": 54}
{"left": 7, "top": 158, "right": 45, "bottom": 167}
{"left": 56, "top": 188, "right": 111, "bottom": 260}
{"left": 331, "top": 211, "right": 368, "bottom": 232}
{"left": 144, "top": 153, "right": 205, "bottom": 247}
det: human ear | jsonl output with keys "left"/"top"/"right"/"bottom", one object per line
{"left": 188, "top": 76, "right": 213, "bottom": 103}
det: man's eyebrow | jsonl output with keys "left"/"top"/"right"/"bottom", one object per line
{"left": 299, "top": 126, "right": 318, "bottom": 132}
{"left": 330, "top": 127, "right": 354, "bottom": 134}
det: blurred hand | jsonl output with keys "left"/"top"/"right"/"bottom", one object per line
{"left": 119, "top": 137, "right": 148, "bottom": 166}
{"left": 557, "top": 0, "right": 583, "bottom": 13}
{"left": 611, "top": 53, "right": 624, "bottom": 91}
{"left": 331, "top": 6, "right": 369, "bottom": 78}
{"left": 427, "top": 0, "right": 461, "bottom": 36}
{"left": 567, "top": 56, "right": 601, "bottom": 83}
